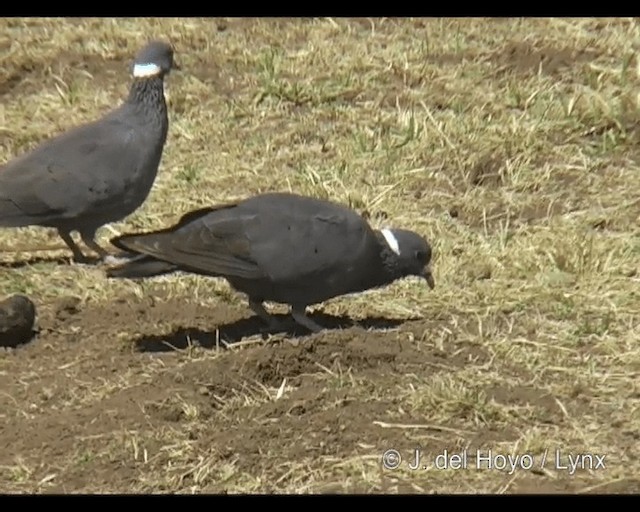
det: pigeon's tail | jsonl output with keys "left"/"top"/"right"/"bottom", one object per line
{"left": 106, "top": 255, "right": 178, "bottom": 279}
{"left": 110, "top": 233, "right": 159, "bottom": 254}
{"left": 107, "top": 231, "right": 178, "bottom": 278}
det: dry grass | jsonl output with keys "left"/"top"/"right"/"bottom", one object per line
{"left": 0, "top": 17, "right": 639, "bottom": 494}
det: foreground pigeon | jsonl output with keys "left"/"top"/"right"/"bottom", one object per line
{"left": 0, "top": 40, "right": 177, "bottom": 263}
{"left": 106, "top": 192, "right": 435, "bottom": 333}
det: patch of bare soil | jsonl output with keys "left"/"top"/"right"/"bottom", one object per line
{"left": 0, "top": 293, "right": 626, "bottom": 492}
{"left": 0, "top": 294, "right": 487, "bottom": 492}
{"left": 0, "top": 50, "right": 128, "bottom": 99}
{"left": 492, "top": 41, "right": 596, "bottom": 77}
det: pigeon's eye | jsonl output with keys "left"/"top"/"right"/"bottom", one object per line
{"left": 415, "top": 250, "right": 427, "bottom": 262}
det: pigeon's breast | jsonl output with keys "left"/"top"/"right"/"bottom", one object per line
{"left": 73, "top": 122, "right": 166, "bottom": 228}
{"left": 119, "top": 124, "right": 167, "bottom": 211}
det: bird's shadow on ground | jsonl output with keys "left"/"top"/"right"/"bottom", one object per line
{"left": 0, "top": 250, "right": 136, "bottom": 269}
{"left": 0, "top": 255, "right": 76, "bottom": 269}
{"left": 134, "top": 312, "right": 408, "bottom": 353}
{"left": 0, "top": 255, "right": 107, "bottom": 269}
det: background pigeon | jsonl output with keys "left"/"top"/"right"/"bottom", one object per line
{"left": 106, "top": 192, "right": 435, "bottom": 333}
{"left": 0, "top": 40, "right": 177, "bottom": 264}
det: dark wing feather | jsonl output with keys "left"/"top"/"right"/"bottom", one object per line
{"left": 111, "top": 207, "right": 264, "bottom": 279}
{"left": 113, "top": 193, "right": 378, "bottom": 284}
{"left": 0, "top": 112, "right": 139, "bottom": 226}
{"left": 242, "top": 207, "right": 374, "bottom": 283}
{"left": 110, "top": 202, "right": 238, "bottom": 252}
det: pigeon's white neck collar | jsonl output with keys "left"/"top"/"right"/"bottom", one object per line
{"left": 133, "top": 63, "right": 162, "bottom": 78}
{"left": 381, "top": 228, "right": 401, "bottom": 256}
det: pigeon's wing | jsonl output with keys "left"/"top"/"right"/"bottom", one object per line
{"left": 111, "top": 204, "right": 265, "bottom": 279}
{"left": 113, "top": 194, "right": 379, "bottom": 283}
{"left": 0, "top": 113, "right": 143, "bottom": 226}
{"left": 240, "top": 197, "right": 376, "bottom": 282}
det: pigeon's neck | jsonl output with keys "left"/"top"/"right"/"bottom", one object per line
{"left": 375, "top": 232, "right": 407, "bottom": 283}
{"left": 126, "top": 76, "right": 167, "bottom": 122}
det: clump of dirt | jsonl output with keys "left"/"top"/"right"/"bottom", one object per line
{"left": 0, "top": 294, "right": 36, "bottom": 348}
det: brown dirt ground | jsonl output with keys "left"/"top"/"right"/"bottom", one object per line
{"left": 1, "top": 293, "right": 628, "bottom": 494}
{"left": 1, "top": 18, "right": 639, "bottom": 494}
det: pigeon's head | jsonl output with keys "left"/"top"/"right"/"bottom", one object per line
{"left": 380, "top": 228, "right": 435, "bottom": 289}
{"left": 132, "top": 40, "right": 176, "bottom": 79}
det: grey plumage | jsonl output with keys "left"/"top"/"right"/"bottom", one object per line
{"left": 106, "top": 192, "right": 435, "bottom": 333}
{"left": 0, "top": 40, "right": 176, "bottom": 263}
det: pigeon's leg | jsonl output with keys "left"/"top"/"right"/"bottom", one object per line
{"left": 248, "top": 299, "right": 285, "bottom": 331}
{"left": 79, "top": 230, "right": 128, "bottom": 265}
{"left": 78, "top": 230, "right": 109, "bottom": 259}
{"left": 290, "top": 305, "right": 323, "bottom": 333}
{"left": 57, "top": 229, "right": 90, "bottom": 263}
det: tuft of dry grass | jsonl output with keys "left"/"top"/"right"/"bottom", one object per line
{"left": 0, "top": 17, "right": 639, "bottom": 494}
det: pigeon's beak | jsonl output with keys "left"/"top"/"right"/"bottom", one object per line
{"left": 421, "top": 265, "right": 435, "bottom": 290}
{"left": 172, "top": 61, "right": 182, "bottom": 72}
